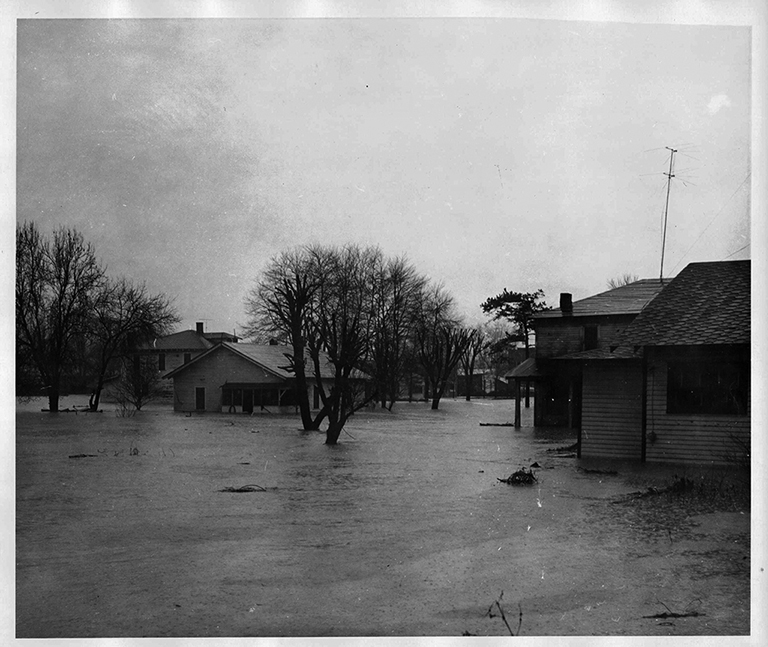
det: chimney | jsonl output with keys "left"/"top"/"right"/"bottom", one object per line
{"left": 196, "top": 322, "right": 204, "bottom": 334}
{"left": 559, "top": 293, "right": 573, "bottom": 315}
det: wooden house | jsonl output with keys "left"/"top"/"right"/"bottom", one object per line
{"left": 139, "top": 322, "right": 239, "bottom": 375}
{"left": 577, "top": 260, "right": 749, "bottom": 464}
{"left": 164, "top": 342, "right": 346, "bottom": 414}
{"left": 509, "top": 280, "right": 666, "bottom": 428}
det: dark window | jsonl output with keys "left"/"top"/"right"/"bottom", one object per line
{"left": 583, "top": 325, "right": 598, "bottom": 351}
{"left": 184, "top": 353, "right": 191, "bottom": 364}
{"left": 222, "top": 389, "right": 232, "bottom": 406}
{"left": 667, "top": 359, "right": 749, "bottom": 416}
{"left": 195, "top": 387, "right": 206, "bottom": 410}
{"left": 158, "top": 353, "right": 166, "bottom": 371}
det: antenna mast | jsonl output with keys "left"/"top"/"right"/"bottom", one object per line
{"left": 659, "top": 147, "right": 677, "bottom": 281}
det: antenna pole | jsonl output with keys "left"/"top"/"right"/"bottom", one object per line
{"left": 660, "top": 147, "right": 677, "bottom": 281}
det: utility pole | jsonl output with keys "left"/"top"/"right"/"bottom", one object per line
{"left": 659, "top": 147, "right": 677, "bottom": 281}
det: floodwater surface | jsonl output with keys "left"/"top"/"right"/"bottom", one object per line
{"left": 16, "top": 398, "right": 750, "bottom": 637}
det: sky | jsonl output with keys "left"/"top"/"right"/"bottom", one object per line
{"left": 8, "top": 4, "right": 759, "bottom": 337}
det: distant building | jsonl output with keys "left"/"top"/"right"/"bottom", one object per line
{"left": 163, "top": 342, "right": 368, "bottom": 414}
{"left": 139, "top": 322, "right": 238, "bottom": 376}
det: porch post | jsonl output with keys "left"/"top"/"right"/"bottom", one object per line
{"left": 514, "top": 378, "right": 522, "bottom": 428}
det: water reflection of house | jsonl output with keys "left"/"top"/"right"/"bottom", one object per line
{"left": 509, "top": 279, "right": 666, "bottom": 429}
{"left": 164, "top": 341, "right": 344, "bottom": 413}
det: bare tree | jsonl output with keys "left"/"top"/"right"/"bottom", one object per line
{"left": 243, "top": 248, "right": 322, "bottom": 430}
{"left": 307, "top": 245, "right": 379, "bottom": 444}
{"left": 415, "top": 284, "right": 472, "bottom": 410}
{"left": 111, "top": 354, "right": 165, "bottom": 413}
{"left": 16, "top": 222, "right": 104, "bottom": 412}
{"left": 87, "top": 278, "right": 179, "bottom": 411}
{"left": 369, "top": 255, "right": 427, "bottom": 410}
{"left": 607, "top": 273, "right": 639, "bottom": 289}
{"left": 460, "top": 326, "right": 489, "bottom": 401}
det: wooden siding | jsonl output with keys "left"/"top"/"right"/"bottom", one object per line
{"left": 171, "top": 347, "right": 284, "bottom": 412}
{"left": 644, "top": 354, "right": 751, "bottom": 465}
{"left": 580, "top": 361, "right": 643, "bottom": 459}
{"left": 534, "top": 317, "right": 634, "bottom": 359}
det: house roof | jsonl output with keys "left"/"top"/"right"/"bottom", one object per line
{"left": 505, "top": 357, "right": 546, "bottom": 379}
{"left": 555, "top": 346, "right": 642, "bottom": 360}
{"left": 148, "top": 329, "right": 213, "bottom": 351}
{"left": 203, "top": 332, "right": 239, "bottom": 343}
{"left": 164, "top": 342, "right": 341, "bottom": 381}
{"left": 621, "top": 260, "right": 750, "bottom": 346}
{"left": 535, "top": 279, "right": 667, "bottom": 320}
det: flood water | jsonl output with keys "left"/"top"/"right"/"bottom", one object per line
{"left": 16, "top": 397, "right": 747, "bottom": 637}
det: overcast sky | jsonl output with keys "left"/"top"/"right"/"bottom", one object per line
{"left": 12, "top": 8, "right": 755, "bottom": 335}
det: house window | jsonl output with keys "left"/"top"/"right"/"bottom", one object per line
{"left": 584, "top": 325, "right": 598, "bottom": 351}
{"left": 158, "top": 353, "right": 166, "bottom": 371}
{"left": 667, "top": 359, "right": 749, "bottom": 416}
{"left": 184, "top": 353, "right": 191, "bottom": 364}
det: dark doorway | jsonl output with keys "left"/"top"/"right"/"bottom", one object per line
{"left": 243, "top": 389, "right": 254, "bottom": 414}
{"left": 195, "top": 387, "right": 205, "bottom": 411}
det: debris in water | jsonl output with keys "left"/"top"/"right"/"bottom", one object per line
{"left": 220, "top": 484, "right": 267, "bottom": 493}
{"left": 498, "top": 468, "right": 537, "bottom": 485}
{"left": 69, "top": 454, "right": 96, "bottom": 459}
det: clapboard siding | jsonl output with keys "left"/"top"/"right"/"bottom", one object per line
{"left": 580, "top": 362, "right": 643, "bottom": 459}
{"left": 535, "top": 325, "right": 584, "bottom": 358}
{"left": 644, "top": 355, "right": 751, "bottom": 465}
{"left": 535, "top": 318, "right": 635, "bottom": 359}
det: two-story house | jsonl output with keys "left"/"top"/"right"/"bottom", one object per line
{"left": 507, "top": 280, "right": 666, "bottom": 429}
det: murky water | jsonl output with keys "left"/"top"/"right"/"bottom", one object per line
{"left": 16, "top": 397, "right": 748, "bottom": 637}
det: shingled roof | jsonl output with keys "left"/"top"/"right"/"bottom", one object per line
{"left": 535, "top": 279, "right": 666, "bottom": 319}
{"left": 164, "top": 342, "right": 344, "bottom": 381}
{"left": 622, "top": 260, "right": 750, "bottom": 346}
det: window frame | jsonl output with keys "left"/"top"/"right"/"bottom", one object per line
{"left": 666, "top": 357, "right": 749, "bottom": 416}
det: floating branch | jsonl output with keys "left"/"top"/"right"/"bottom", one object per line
{"left": 220, "top": 484, "right": 267, "bottom": 493}
{"left": 643, "top": 598, "right": 705, "bottom": 619}
{"left": 486, "top": 590, "right": 522, "bottom": 636}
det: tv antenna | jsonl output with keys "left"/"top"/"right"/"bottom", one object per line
{"left": 659, "top": 147, "right": 677, "bottom": 281}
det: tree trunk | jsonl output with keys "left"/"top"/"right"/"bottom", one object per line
{"left": 47, "top": 387, "right": 60, "bottom": 412}
{"left": 90, "top": 378, "right": 105, "bottom": 412}
{"left": 325, "top": 420, "right": 343, "bottom": 445}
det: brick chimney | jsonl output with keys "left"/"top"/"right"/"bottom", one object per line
{"left": 196, "top": 322, "right": 204, "bottom": 334}
{"left": 559, "top": 293, "right": 573, "bottom": 315}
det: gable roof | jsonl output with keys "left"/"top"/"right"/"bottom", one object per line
{"left": 164, "top": 342, "right": 338, "bottom": 380}
{"left": 622, "top": 260, "right": 750, "bottom": 346}
{"left": 535, "top": 279, "right": 666, "bottom": 320}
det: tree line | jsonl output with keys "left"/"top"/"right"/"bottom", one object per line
{"left": 16, "top": 222, "right": 179, "bottom": 412}
{"left": 243, "top": 244, "right": 497, "bottom": 444}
